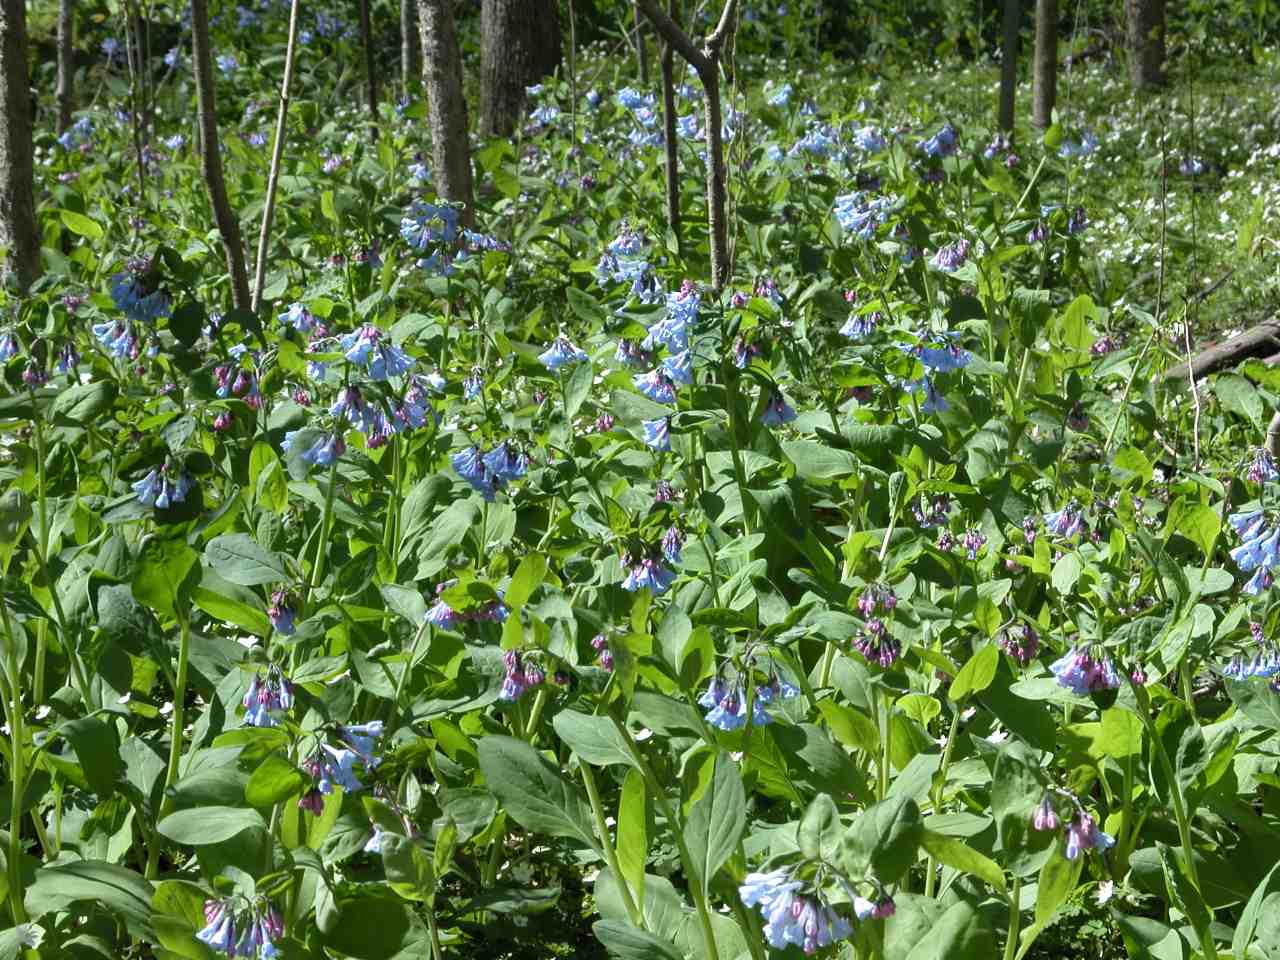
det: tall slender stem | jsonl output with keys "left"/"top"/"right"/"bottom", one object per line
{"left": 1002, "top": 877, "right": 1023, "bottom": 960}
{"left": 252, "top": 0, "right": 302, "bottom": 312}
{"left": 146, "top": 610, "right": 191, "bottom": 880}
{"left": 580, "top": 763, "right": 642, "bottom": 926}
{"left": 1, "top": 602, "right": 28, "bottom": 924}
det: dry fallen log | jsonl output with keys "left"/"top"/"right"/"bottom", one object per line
{"left": 1163, "top": 319, "right": 1280, "bottom": 385}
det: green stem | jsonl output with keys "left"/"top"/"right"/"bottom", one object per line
{"left": 580, "top": 763, "right": 642, "bottom": 926}
{"left": 146, "top": 610, "right": 191, "bottom": 881}
{"left": 817, "top": 642, "right": 837, "bottom": 690}
{"left": 303, "top": 459, "right": 341, "bottom": 609}
{"left": 2, "top": 602, "right": 28, "bottom": 924}
{"left": 924, "top": 706, "right": 963, "bottom": 898}
{"left": 878, "top": 687, "right": 893, "bottom": 802}
{"left": 724, "top": 365, "right": 754, "bottom": 539}
{"left": 1002, "top": 877, "right": 1023, "bottom": 960}
{"left": 426, "top": 906, "right": 444, "bottom": 960}
{"left": 610, "top": 715, "right": 720, "bottom": 960}
{"left": 524, "top": 688, "right": 548, "bottom": 741}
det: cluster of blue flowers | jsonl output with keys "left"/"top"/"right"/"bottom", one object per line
{"left": 110, "top": 259, "right": 171, "bottom": 322}
{"left": 132, "top": 463, "right": 193, "bottom": 509}
{"left": 1229, "top": 509, "right": 1280, "bottom": 594}
{"left": 57, "top": 116, "right": 94, "bottom": 150}
{"left": 196, "top": 897, "right": 283, "bottom": 959}
{"left": 833, "top": 191, "right": 895, "bottom": 239}
{"left": 423, "top": 581, "right": 510, "bottom": 630}
{"left": 1049, "top": 646, "right": 1121, "bottom": 694}
{"left": 698, "top": 674, "right": 799, "bottom": 731}
{"left": 299, "top": 722, "right": 384, "bottom": 811}
{"left": 594, "top": 224, "right": 661, "bottom": 303}
{"left": 242, "top": 666, "right": 293, "bottom": 727}
{"left": 739, "top": 869, "right": 893, "bottom": 953}
{"left": 450, "top": 441, "right": 530, "bottom": 501}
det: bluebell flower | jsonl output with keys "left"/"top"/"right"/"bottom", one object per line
{"left": 789, "top": 125, "right": 837, "bottom": 158}
{"left": 929, "top": 239, "right": 971, "bottom": 271}
{"left": 616, "top": 88, "right": 652, "bottom": 111}
{"left": 164, "top": 134, "right": 186, "bottom": 151}
{"left": 642, "top": 417, "right": 671, "bottom": 452}
{"left": 1180, "top": 156, "right": 1204, "bottom": 176}
{"left": 1064, "top": 813, "right": 1115, "bottom": 860}
{"left": 92, "top": 320, "right": 137, "bottom": 358}
{"left": 852, "top": 125, "right": 887, "bottom": 153}
{"left": 451, "top": 446, "right": 497, "bottom": 500}
{"left": 216, "top": 53, "right": 239, "bottom": 75}
{"left": 698, "top": 677, "right": 745, "bottom": 730}
{"left": 267, "top": 590, "right": 296, "bottom": 636}
{"left": 408, "top": 161, "right": 430, "bottom": 182}
{"left": 279, "top": 301, "right": 315, "bottom": 333}
{"left": 57, "top": 116, "right": 94, "bottom": 150}
{"left": 368, "top": 341, "right": 413, "bottom": 381}
{"left": 400, "top": 201, "right": 461, "bottom": 249}
{"left": 196, "top": 903, "right": 235, "bottom": 952}
{"left": 834, "top": 191, "right": 895, "bottom": 239}
{"left": 340, "top": 721, "right": 384, "bottom": 762}
{"left": 283, "top": 430, "right": 345, "bottom": 468}
{"left": 483, "top": 441, "right": 529, "bottom": 481}
{"left": 662, "top": 350, "right": 693, "bottom": 386}
{"left": 840, "top": 311, "right": 879, "bottom": 339}
{"left": 767, "top": 83, "right": 793, "bottom": 107}
{"left": 132, "top": 466, "right": 193, "bottom": 509}
{"left": 424, "top": 598, "right": 460, "bottom": 630}
{"left": 635, "top": 369, "right": 678, "bottom": 404}
{"left": 1044, "top": 502, "right": 1085, "bottom": 539}
{"left": 760, "top": 391, "right": 796, "bottom": 427}
{"left": 661, "top": 525, "right": 684, "bottom": 564}
{"left": 539, "top": 336, "right": 589, "bottom": 370}
{"left": 905, "top": 377, "right": 948, "bottom": 414}
{"left": 1223, "top": 646, "right": 1280, "bottom": 680}
{"left": 364, "top": 824, "right": 386, "bottom": 854}
{"left": 765, "top": 144, "right": 784, "bottom": 162}
{"left": 621, "top": 556, "right": 676, "bottom": 595}
{"left": 530, "top": 104, "right": 559, "bottom": 125}
{"left": 330, "top": 386, "right": 377, "bottom": 433}
{"left": 1058, "top": 132, "right": 1099, "bottom": 158}
{"left": 1050, "top": 647, "right": 1121, "bottom": 695}
{"left": 164, "top": 47, "right": 181, "bottom": 69}
{"left": 316, "top": 744, "right": 363, "bottom": 794}
{"left": 0, "top": 331, "right": 16, "bottom": 360}
{"left": 676, "top": 114, "right": 702, "bottom": 139}
{"left": 242, "top": 667, "right": 293, "bottom": 727}
{"left": 111, "top": 270, "right": 171, "bottom": 322}
{"left": 919, "top": 122, "right": 958, "bottom": 157}
{"left": 585, "top": 90, "right": 601, "bottom": 108}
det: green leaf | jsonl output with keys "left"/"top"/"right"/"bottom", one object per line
{"left": 780, "top": 439, "right": 859, "bottom": 480}
{"left": 616, "top": 769, "right": 649, "bottom": 913}
{"left": 51, "top": 381, "right": 117, "bottom": 425}
{"left": 841, "top": 794, "right": 923, "bottom": 884}
{"left": 244, "top": 753, "right": 306, "bottom": 807}
{"left": 593, "top": 920, "right": 685, "bottom": 960}
{"left": 157, "top": 806, "right": 266, "bottom": 844}
{"left": 798, "top": 793, "right": 842, "bottom": 861}
{"left": 919, "top": 829, "right": 1006, "bottom": 892}
{"left": 1214, "top": 373, "right": 1263, "bottom": 427}
{"left": 1231, "top": 861, "right": 1280, "bottom": 958}
{"left": 59, "top": 208, "right": 105, "bottom": 239}
{"left": 563, "top": 359, "right": 594, "bottom": 418}
{"left": 26, "top": 861, "right": 153, "bottom": 939}
{"left": 1035, "top": 846, "right": 1082, "bottom": 929}
{"left": 883, "top": 894, "right": 997, "bottom": 960}
{"left": 192, "top": 586, "right": 271, "bottom": 636}
{"left": 506, "top": 554, "right": 547, "bottom": 609}
{"left": 1225, "top": 679, "right": 1280, "bottom": 730}
{"left": 477, "top": 736, "right": 598, "bottom": 848}
{"left": 380, "top": 583, "right": 426, "bottom": 625}
{"left": 684, "top": 750, "right": 746, "bottom": 897}
{"left": 59, "top": 717, "right": 121, "bottom": 797}
{"left": 1051, "top": 552, "right": 1081, "bottom": 595}
{"left": 380, "top": 832, "right": 436, "bottom": 902}
{"left": 204, "top": 533, "right": 288, "bottom": 586}
{"left": 552, "top": 710, "right": 635, "bottom": 767}
{"left": 132, "top": 537, "right": 199, "bottom": 618}
{"left": 949, "top": 645, "right": 999, "bottom": 702}
{"left": 319, "top": 893, "right": 431, "bottom": 959}
{"left": 1170, "top": 501, "right": 1220, "bottom": 557}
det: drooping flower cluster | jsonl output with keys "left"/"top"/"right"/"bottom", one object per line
{"left": 196, "top": 897, "right": 283, "bottom": 958}
{"left": 539, "top": 336, "right": 589, "bottom": 370}
{"left": 833, "top": 191, "right": 895, "bottom": 239}
{"left": 1049, "top": 646, "right": 1121, "bottom": 695}
{"left": 267, "top": 589, "right": 296, "bottom": 635}
{"left": 282, "top": 429, "right": 345, "bottom": 469}
{"left": 739, "top": 869, "right": 891, "bottom": 954}
{"left": 110, "top": 257, "right": 171, "bottom": 322}
{"left": 853, "top": 583, "right": 901, "bottom": 668}
{"left": 591, "top": 633, "right": 614, "bottom": 671}
{"left": 1222, "top": 626, "right": 1280, "bottom": 682}
{"left": 1229, "top": 509, "right": 1280, "bottom": 594}
{"left": 1043, "top": 500, "right": 1086, "bottom": 540}
{"left": 132, "top": 462, "right": 193, "bottom": 509}
{"left": 1032, "top": 793, "right": 1115, "bottom": 860}
{"left": 451, "top": 441, "right": 530, "bottom": 501}
{"left": 620, "top": 545, "right": 677, "bottom": 595}
{"left": 999, "top": 622, "right": 1040, "bottom": 666}
{"left": 913, "top": 494, "right": 950, "bottom": 528}
{"left": 918, "top": 122, "right": 958, "bottom": 157}
{"left": 499, "top": 649, "right": 545, "bottom": 701}
{"left": 299, "top": 722, "right": 384, "bottom": 809}
{"left": 1246, "top": 448, "right": 1278, "bottom": 485}
{"left": 423, "top": 581, "right": 510, "bottom": 630}
{"left": 595, "top": 224, "right": 660, "bottom": 302}
{"left": 214, "top": 364, "right": 264, "bottom": 409}
{"left": 242, "top": 666, "right": 294, "bottom": 728}
{"left": 340, "top": 326, "right": 414, "bottom": 381}
{"left": 698, "top": 673, "right": 800, "bottom": 732}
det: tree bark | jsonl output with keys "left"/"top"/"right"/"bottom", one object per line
{"left": 418, "top": 0, "right": 474, "bottom": 224}
{"left": 400, "top": 0, "right": 418, "bottom": 94}
{"left": 358, "top": 0, "right": 379, "bottom": 140}
{"left": 637, "top": 0, "right": 737, "bottom": 291}
{"left": 998, "top": 0, "right": 1019, "bottom": 135}
{"left": 1126, "top": 0, "right": 1166, "bottom": 91}
{"left": 0, "top": 0, "right": 41, "bottom": 292}
{"left": 56, "top": 0, "right": 75, "bottom": 134}
{"left": 479, "top": 0, "right": 561, "bottom": 138}
{"left": 659, "top": 0, "right": 680, "bottom": 251}
{"left": 1032, "top": 0, "right": 1056, "bottom": 129}
{"left": 191, "top": 0, "right": 251, "bottom": 311}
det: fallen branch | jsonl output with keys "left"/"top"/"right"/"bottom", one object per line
{"left": 1163, "top": 317, "right": 1280, "bottom": 385}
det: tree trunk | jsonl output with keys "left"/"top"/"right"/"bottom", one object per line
{"left": 1032, "top": 0, "right": 1056, "bottom": 128}
{"left": 0, "top": 0, "right": 40, "bottom": 292}
{"left": 1127, "top": 0, "right": 1165, "bottom": 91}
{"left": 191, "top": 0, "right": 251, "bottom": 311}
{"left": 56, "top": 0, "right": 74, "bottom": 134}
{"left": 658, "top": 0, "right": 680, "bottom": 250}
{"left": 418, "top": 0, "right": 474, "bottom": 224}
{"left": 478, "top": 0, "right": 561, "bottom": 138}
{"left": 358, "top": 0, "right": 379, "bottom": 140}
{"left": 401, "top": 0, "right": 418, "bottom": 94}
{"left": 998, "top": 0, "right": 1019, "bottom": 135}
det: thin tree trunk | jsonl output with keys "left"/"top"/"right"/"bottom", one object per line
{"left": 56, "top": 0, "right": 75, "bottom": 134}
{"left": 479, "top": 0, "right": 561, "bottom": 137}
{"left": 400, "top": 0, "right": 418, "bottom": 94}
{"left": 1127, "top": 0, "right": 1166, "bottom": 91}
{"left": 0, "top": 0, "right": 40, "bottom": 292}
{"left": 252, "top": 0, "right": 302, "bottom": 312}
{"left": 637, "top": 0, "right": 737, "bottom": 290}
{"left": 191, "top": 0, "right": 251, "bottom": 311}
{"left": 418, "top": 0, "right": 474, "bottom": 224}
{"left": 1032, "top": 0, "right": 1056, "bottom": 129}
{"left": 122, "top": 0, "right": 148, "bottom": 218}
{"left": 359, "top": 0, "right": 379, "bottom": 140}
{"left": 998, "top": 0, "right": 1019, "bottom": 135}
{"left": 634, "top": 2, "right": 649, "bottom": 83}
{"left": 659, "top": 0, "right": 680, "bottom": 251}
